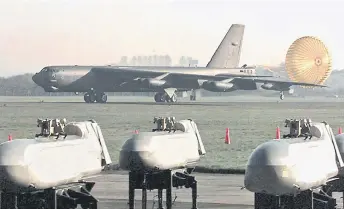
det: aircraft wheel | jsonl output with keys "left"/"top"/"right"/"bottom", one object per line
{"left": 170, "top": 94, "right": 177, "bottom": 103}
{"left": 89, "top": 92, "right": 96, "bottom": 103}
{"left": 154, "top": 92, "right": 166, "bottom": 102}
{"left": 96, "top": 92, "right": 107, "bottom": 103}
{"left": 190, "top": 95, "right": 195, "bottom": 101}
{"left": 154, "top": 93, "right": 161, "bottom": 102}
{"left": 160, "top": 93, "right": 167, "bottom": 102}
{"left": 84, "top": 93, "right": 91, "bottom": 103}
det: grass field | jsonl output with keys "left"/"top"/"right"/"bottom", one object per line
{"left": 1, "top": 96, "right": 344, "bottom": 170}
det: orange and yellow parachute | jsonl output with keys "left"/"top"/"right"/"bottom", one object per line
{"left": 285, "top": 36, "right": 332, "bottom": 87}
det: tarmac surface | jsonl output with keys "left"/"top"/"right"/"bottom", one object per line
{"left": 90, "top": 171, "right": 253, "bottom": 209}
{"left": 90, "top": 171, "right": 344, "bottom": 209}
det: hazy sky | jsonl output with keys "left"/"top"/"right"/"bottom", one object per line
{"left": 0, "top": 0, "right": 343, "bottom": 76}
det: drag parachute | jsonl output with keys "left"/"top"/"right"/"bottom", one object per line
{"left": 285, "top": 36, "right": 332, "bottom": 88}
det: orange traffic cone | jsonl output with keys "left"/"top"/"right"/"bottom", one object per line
{"left": 275, "top": 127, "right": 280, "bottom": 140}
{"left": 225, "top": 128, "right": 230, "bottom": 144}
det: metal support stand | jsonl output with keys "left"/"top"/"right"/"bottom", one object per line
{"left": 128, "top": 169, "right": 198, "bottom": 209}
{"left": 0, "top": 181, "right": 97, "bottom": 209}
{"left": 254, "top": 189, "right": 336, "bottom": 209}
{"left": 158, "top": 189, "right": 163, "bottom": 209}
{"left": 322, "top": 176, "right": 344, "bottom": 209}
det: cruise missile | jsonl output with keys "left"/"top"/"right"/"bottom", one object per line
{"left": 119, "top": 116, "right": 206, "bottom": 209}
{"left": 244, "top": 119, "right": 344, "bottom": 196}
{"left": 0, "top": 118, "right": 112, "bottom": 193}
{"left": 119, "top": 116, "right": 206, "bottom": 172}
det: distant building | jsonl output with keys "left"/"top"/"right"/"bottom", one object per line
{"left": 164, "top": 55, "right": 172, "bottom": 66}
{"left": 178, "top": 56, "right": 198, "bottom": 67}
{"left": 119, "top": 56, "right": 128, "bottom": 66}
{"left": 130, "top": 56, "right": 137, "bottom": 66}
{"left": 137, "top": 56, "right": 142, "bottom": 65}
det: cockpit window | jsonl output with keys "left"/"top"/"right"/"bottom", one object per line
{"left": 40, "top": 67, "right": 56, "bottom": 73}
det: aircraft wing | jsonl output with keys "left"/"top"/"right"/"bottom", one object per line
{"left": 252, "top": 78, "right": 327, "bottom": 88}
{"left": 91, "top": 67, "right": 272, "bottom": 83}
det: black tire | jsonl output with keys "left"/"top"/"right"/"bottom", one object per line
{"left": 96, "top": 92, "right": 107, "bottom": 103}
{"left": 154, "top": 93, "right": 161, "bottom": 102}
{"left": 89, "top": 93, "right": 96, "bottom": 103}
{"left": 84, "top": 93, "right": 91, "bottom": 103}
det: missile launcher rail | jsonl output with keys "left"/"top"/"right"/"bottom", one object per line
{"left": 127, "top": 116, "right": 202, "bottom": 209}
{"left": 152, "top": 116, "right": 176, "bottom": 132}
{"left": 35, "top": 118, "right": 67, "bottom": 139}
{"left": 282, "top": 118, "right": 314, "bottom": 140}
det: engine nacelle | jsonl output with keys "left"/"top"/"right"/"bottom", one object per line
{"left": 260, "top": 83, "right": 275, "bottom": 90}
{"left": 201, "top": 81, "right": 236, "bottom": 92}
{"left": 140, "top": 78, "right": 167, "bottom": 88}
{"left": 261, "top": 83, "right": 291, "bottom": 92}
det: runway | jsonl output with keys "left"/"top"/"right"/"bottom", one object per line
{"left": 90, "top": 171, "right": 344, "bottom": 209}
{"left": 91, "top": 171, "right": 253, "bottom": 209}
{"left": 36, "top": 101, "right": 243, "bottom": 106}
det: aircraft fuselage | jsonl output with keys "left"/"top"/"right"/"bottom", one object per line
{"left": 32, "top": 65, "right": 256, "bottom": 93}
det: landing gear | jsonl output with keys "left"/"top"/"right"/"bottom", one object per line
{"left": 84, "top": 92, "right": 96, "bottom": 103}
{"left": 190, "top": 89, "right": 197, "bottom": 101}
{"left": 128, "top": 169, "right": 198, "bottom": 209}
{"left": 84, "top": 90, "right": 107, "bottom": 103}
{"left": 280, "top": 91, "right": 284, "bottom": 100}
{"left": 0, "top": 181, "right": 98, "bottom": 209}
{"left": 154, "top": 92, "right": 177, "bottom": 103}
{"left": 95, "top": 92, "right": 107, "bottom": 103}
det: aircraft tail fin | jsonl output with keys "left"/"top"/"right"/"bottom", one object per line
{"left": 206, "top": 24, "right": 245, "bottom": 68}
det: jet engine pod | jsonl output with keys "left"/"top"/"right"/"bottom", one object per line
{"left": 139, "top": 78, "right": 167, "bottom": 88}
{"left": 201, "top": 81, "right": 235, "bottom": 92}
{"left": 260, "top": 83, "right": 274, "bottom": 90}
{"left": 261, "top": 83, "right": 290, "bottom": 92}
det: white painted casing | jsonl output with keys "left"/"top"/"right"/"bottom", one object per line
{"left": 0, "top": 121, "right": 111, "bottom": 192}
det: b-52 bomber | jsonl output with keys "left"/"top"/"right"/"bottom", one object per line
{"left": 32, "top": 24, "right": 326, "bottom": 103}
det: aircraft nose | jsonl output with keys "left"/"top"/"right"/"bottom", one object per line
{"left": 32, "top": 73, "right": 42, "bottom": 86}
